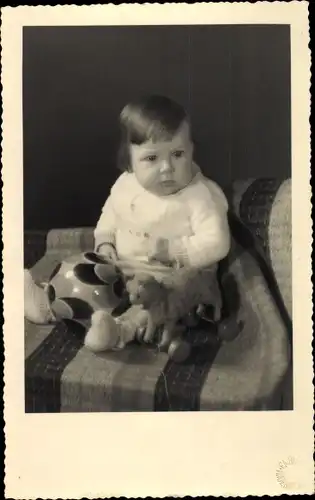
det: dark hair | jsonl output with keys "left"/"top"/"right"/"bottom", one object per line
{"left": 117, "top": 95, "right": 189, "bottom": 172}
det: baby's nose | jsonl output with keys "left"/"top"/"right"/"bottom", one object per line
{"left": 160, "top": 158, "right": 174, "bottom": 173}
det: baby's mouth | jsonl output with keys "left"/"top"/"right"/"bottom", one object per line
{"left": 160, "top": 180, "right": 175, "bottom": 186}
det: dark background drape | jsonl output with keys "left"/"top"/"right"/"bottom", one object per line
{"left": 23, "top": 25, "right": 291, "bottom": 230}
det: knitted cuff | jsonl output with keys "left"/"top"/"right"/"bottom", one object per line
{"left": 94, "top": 231, "right": 116, "bottom": 253}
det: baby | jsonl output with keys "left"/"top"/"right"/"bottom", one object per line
{"left": 84, "top": 94, "right": 231, "bottom": 351}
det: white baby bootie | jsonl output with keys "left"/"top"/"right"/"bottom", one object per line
{"left": 84, "top": 310, "right": 134, "bottom": 352}
{"left": 84, "top": 307, "right": 148, "bottom": 353}
{"left": 24, "top": 269, "right": 55, "bottom": 324}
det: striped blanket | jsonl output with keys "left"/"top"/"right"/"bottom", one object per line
{"left": 24, "top": 226, "right": 290, "bottom": 412}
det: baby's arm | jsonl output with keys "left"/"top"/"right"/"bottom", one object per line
{"left": 169, "top": 192, "right": 231, "bottom": 269}
{"left": 94, "top": 196, "right": 117, "bottom": 258}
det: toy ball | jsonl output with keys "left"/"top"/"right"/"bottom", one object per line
{"left": 217, "top": 317, "right": 241, "bottom": 342}
{"left": 45, "top": 252, "right": 126, "bottom": 326}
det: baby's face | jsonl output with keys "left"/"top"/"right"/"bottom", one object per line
{"left": 130, "top": 121, "right": 194, "bottom": 196}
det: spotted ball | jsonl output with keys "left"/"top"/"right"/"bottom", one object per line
{"left": 46, "top": 252, "right": 126, "bottom": 325}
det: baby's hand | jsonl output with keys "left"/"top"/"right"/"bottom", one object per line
{"left": 97, "top": 243, "right": 118, "bottom": 263}
{"left": 147, "top": 237, "right": 171, "bottom": 264}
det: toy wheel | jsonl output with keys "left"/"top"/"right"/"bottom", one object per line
{"left": 168, "top": 338, "right": 191, "bottom": 363}
{"left": 184, "top": 311, "right": 200, "bottom": 328}
{"left": 217, "top": 317, "right": 240, "bottom": 342}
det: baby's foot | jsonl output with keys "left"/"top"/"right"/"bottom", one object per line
{"left": 24, "top": 269, "right": 55, "bottom": 324}
{"left": 84, "top": 310, "right": 121, "bottom": 352}
{"left": 85, "top": 302, "right": 151, "bottom": 353}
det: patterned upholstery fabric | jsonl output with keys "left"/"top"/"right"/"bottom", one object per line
{"left": 227, "top": 177, "right": 293, "bottom": 411}
{"left": 229, "top": 178, "right": 292, "bottom": 323}
{"left": 24, "top": 203, "right": 291, "bottom": 412}
{"left": 268, "top": 180, "right": 292, "bottom": 320}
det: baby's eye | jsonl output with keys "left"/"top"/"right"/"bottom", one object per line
{"left": 144, "top": 155, "right": 158, "bottom": 162}
{"left": 172, "top": 150, "right": 185, "bottom": 158}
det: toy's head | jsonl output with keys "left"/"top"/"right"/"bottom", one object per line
{"left": 126, "top": 273, "right": 165, "bottom": 308}
{"left": 46, "top": 252, "right": 126, "bottom": 325}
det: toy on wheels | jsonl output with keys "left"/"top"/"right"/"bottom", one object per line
{"left": 126, "top": 267, "right": 217, "bottom": 364}
{"left": 45, "top": 251, "right": 126, "bottom": 327}
{"left": 126, "top": 264, "right": 242, "bottom": 363}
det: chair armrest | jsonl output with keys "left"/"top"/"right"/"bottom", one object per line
{"left": 217, "top": 236, "right": 292, "bottom": 410}
{"left": 227, "top": 177, "right": 292, "bottom": 325}
{"left": 228, "top": 178, "right": 287, "bottom": 261}
{"left": 24, "top": 230, "right": 48, "bottom": 269}
{"left": 24, "top": 227, "right": 95, "bottom": 269}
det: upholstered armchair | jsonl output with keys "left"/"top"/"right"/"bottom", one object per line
{"left": 24, "top": 178, "right": 292, "bottom": 412}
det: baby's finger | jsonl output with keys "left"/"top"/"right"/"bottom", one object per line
{"left": 103, "top": 247, "right": 117, "bottom": 263}
{"left": 110, "top": 249, "right": 118, "bottom": 262}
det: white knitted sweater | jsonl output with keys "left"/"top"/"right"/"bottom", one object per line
{"left": 94, "top": 164, "right": 230, "bottom": 269}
